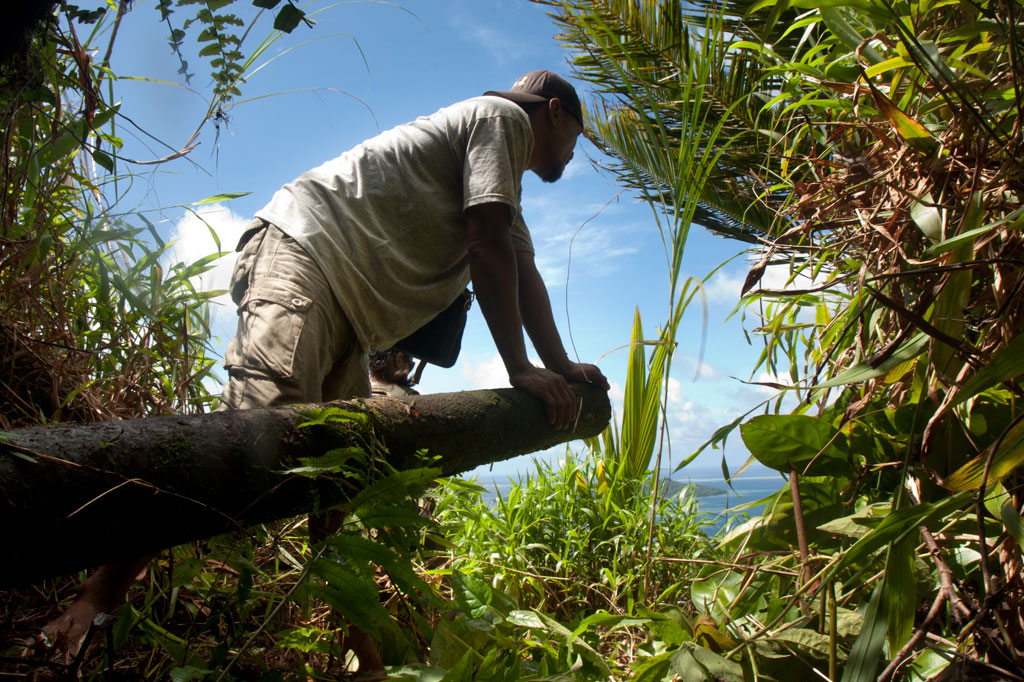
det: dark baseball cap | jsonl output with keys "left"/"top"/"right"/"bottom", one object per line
{"left": 485, "top": 70, "right": 584, "bottom": 129}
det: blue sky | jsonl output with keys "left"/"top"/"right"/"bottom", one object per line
{"left": 104, "top": 0, "right": 785, "bottom": 477}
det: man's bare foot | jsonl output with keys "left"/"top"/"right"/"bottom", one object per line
{"left": 24, "top": 555, "right": 151, "bottom": 663}
{"left": 25, "top": 592, "right": 106, "bottom": 664}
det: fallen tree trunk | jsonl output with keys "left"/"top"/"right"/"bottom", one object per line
{"left": 0, "top": 384, "right": 609, "bottom": 586}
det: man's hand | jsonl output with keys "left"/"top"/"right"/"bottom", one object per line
{"left": 510, "top": 362, "right": 609, "bottom": 430}
{"left": 509, "top": 366, "right": 580, "bottom": 430}
{"left": 557, "top": 362, "right": 610, "bottom": 391}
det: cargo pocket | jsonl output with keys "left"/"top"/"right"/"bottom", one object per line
{"left": 223, "top": 280, "right": 313, "bottom": 379}
{"left": 228, "top": 223, "right": 267, "bottom": 306}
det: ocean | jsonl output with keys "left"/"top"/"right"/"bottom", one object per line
{"left": 676, "top": 467, "right": 783, "bottom": 533}
{"left": 465, "top": 465, "right": 785, "bottom": 536}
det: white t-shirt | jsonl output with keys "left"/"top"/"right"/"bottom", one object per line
{"left": 256, "top": 95, "right": 535, "bottom": 350}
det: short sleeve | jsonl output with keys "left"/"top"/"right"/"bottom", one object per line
{"left": 462, "top": 113, "right": 532, "bottom": 212}
{"left": 511, "top": 209, "right": 534, "bottom": 254}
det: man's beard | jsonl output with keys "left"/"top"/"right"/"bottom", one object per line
{"left": 539, "top": 165, "right": 564, "bottom": 183}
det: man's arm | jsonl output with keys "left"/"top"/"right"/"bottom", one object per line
{"left": 465, "top": 202, "right": 584, "bottom": 430}
{"left": 517, "top": 249, "right": 609, "bottom": 390}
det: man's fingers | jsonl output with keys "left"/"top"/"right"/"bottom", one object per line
{"left": 538, "top": 380, "right": 572, "bottom": 429}
{"left": 511, "top": 367, "right": 581, "bottom": 430}
{"left": 554, "top": 380, "right": 576, "bottom": 429}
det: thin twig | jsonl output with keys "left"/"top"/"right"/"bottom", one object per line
{"left": 653, "top": 556, "right": 799, "bottom": 578}
{"left": 790, "top": 465, "right": 812, "bottom": 589}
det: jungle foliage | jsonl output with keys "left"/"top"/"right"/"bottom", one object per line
{"left": 534, "top": 0, "right": 1024, "bottom": 679}
{"left": 5, "top": 0, "right": 1024, "bottom": 680}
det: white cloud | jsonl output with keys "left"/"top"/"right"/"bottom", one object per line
{"left": 608, "top": 379, "right": 625, "bottom": 403}
{"left": 607, "top": 380, "right": 625, "bottom": 420}
{"left": 165, "top": 203, "right": 250, "bottom": 331}
{"left": 759, "top": 264, "right": 799, "bottom": 290}
{"left": 449, "top": 15, "right": 531, "bottom": 65}
{"left": 460, "top": 353, "right": 573, "bottom": 390}
{"left": 675, "top": 354, "right": 724, "bottom": 382}
{"left": 529, "top": 207, "right": 644, "bottom": 288}
{"left": 667, "top": 377, "right": 682, "bottom": 403}
{"left": 753, "top": 370, "right": 794, "bottom": 395}
{"left": 701, "top": 270, "right": 745, "bottom": 304}
{"left": 701, "top": 261, "right": 835, "bottom": 305}
{"left": 461, "top": 354, "right": 511, "bottom": 389}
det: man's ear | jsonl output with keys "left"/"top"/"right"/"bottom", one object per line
{"left": 547, "top": 97, "right": 563, "bottom": 124}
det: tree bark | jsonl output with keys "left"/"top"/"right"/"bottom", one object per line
{"left": 0, "top": 384, "right": 610, "bottom": 586}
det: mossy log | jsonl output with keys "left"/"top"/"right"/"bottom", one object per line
{"left": 0, "top": 384, "right": 610, "bottom": 586}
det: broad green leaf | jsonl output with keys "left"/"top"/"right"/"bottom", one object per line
{"left": 815, "top": 334, "right": 929, "bottom": 389}
{"left": 942, "top": 418, "right": 1024, "bottom": 491}
{"left": 953, "top": 334, "right": 1024, "bottom": 406}
{"left": 521, "top": 609, "right": 613, "bottom": 677}
{"left": 631, "top": 651, "right": 674, "bottom": 682}
{"left": 438, "top": 648, "right": 476, "bottom": 682}
{"left": 840, "top": 582, "right": 887, "bottom": 682}
{"left": 325, "top": 534, "right": 431, "bottom": 597}
{"left": 929, "top": 239, "right": 974, "bottom": 378}
{"left": 864, "top": 55, "right": 914, "bottom": 78}
{"left": 740, "top": 414, "right": 849, "bottom": 474}
{"left": 819, "top": 6, "right": 885, "bottom": 64}
{"left": 828, "top": 492, "right": 972, "bottom": 578}
{"left": 1000, "top": 500, "right": 1024, "bottom": 547}
{"left": 169, "top": 667, "right": 208, "bottom": 682}
{"left": 818, "top": 503, "right": 890, "bottom": 540}
{"left": 754, "top": 476, "right": 848, "bottom": 550}
{"left": 909, "top": 192, "right": 943, "bottom": 243}
{"left": 92, "top": 149, "right": 114, "bottom": 172}
{"left": 928, "top": 205, "right": 1024, "bottom": 256}
{"left": 169, "top": 557, "right": 203, "bottom": 588}
{"left": 506, "top": 610, "right": 544, "bottom": 629}
{"left": 571, "top": 611, "right": 648, "bottom": 640}
{"left": 691, "top": 572, "right": 742, "bottom": 622}
{"left": 640, "top": 608, "right": 690, "bottom": 648}
{"left": 347, "top": 467, "right": 440, "bottom": 512}
{"left": 273, "top": 3, "right": 306, "bottom": 32}
{"left": 908, "top": 646, "right": 952, "bottom": 680}
{"left": 771, "top": 627, "right": 845, "bottom": 662}
{"left": 282, "top": 446, "right": 363, "bottom": 477}
{"left": 355, "top": 506, "right": 430, "bottom": 532}
{"left": 450, "top": 570, "right": 514, "bottom": 623}
{"left": 306, "top": 577, "right": 384, "bottom": 638}
{"left": 884, "top": 535, "right": 916, "bottom": 653}
{"left": 868, "top": 81, "right": 939, "bottom": 155}
{"left": 670, "top": 643, "right": 743, "bottom": 681}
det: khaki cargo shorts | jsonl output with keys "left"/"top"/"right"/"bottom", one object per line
{"left": 218, "top": 221, "right": 369, "bottom": 410}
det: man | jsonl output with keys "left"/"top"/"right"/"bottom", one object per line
{"left": 221, "top": 68, "right": 609, "bottom": 672}
{"left": 220, "top": 69, "right": 608, "bottom": 422}
{"left": 32, "top": 70, "right": 609, "bottom": 669}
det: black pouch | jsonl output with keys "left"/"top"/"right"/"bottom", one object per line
{"left": 394, "top": 290, "right": 474, "bottom": 368}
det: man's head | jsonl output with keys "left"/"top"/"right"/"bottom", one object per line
{"left": 485, "top": 70, "right": 585, "bottom": 183}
